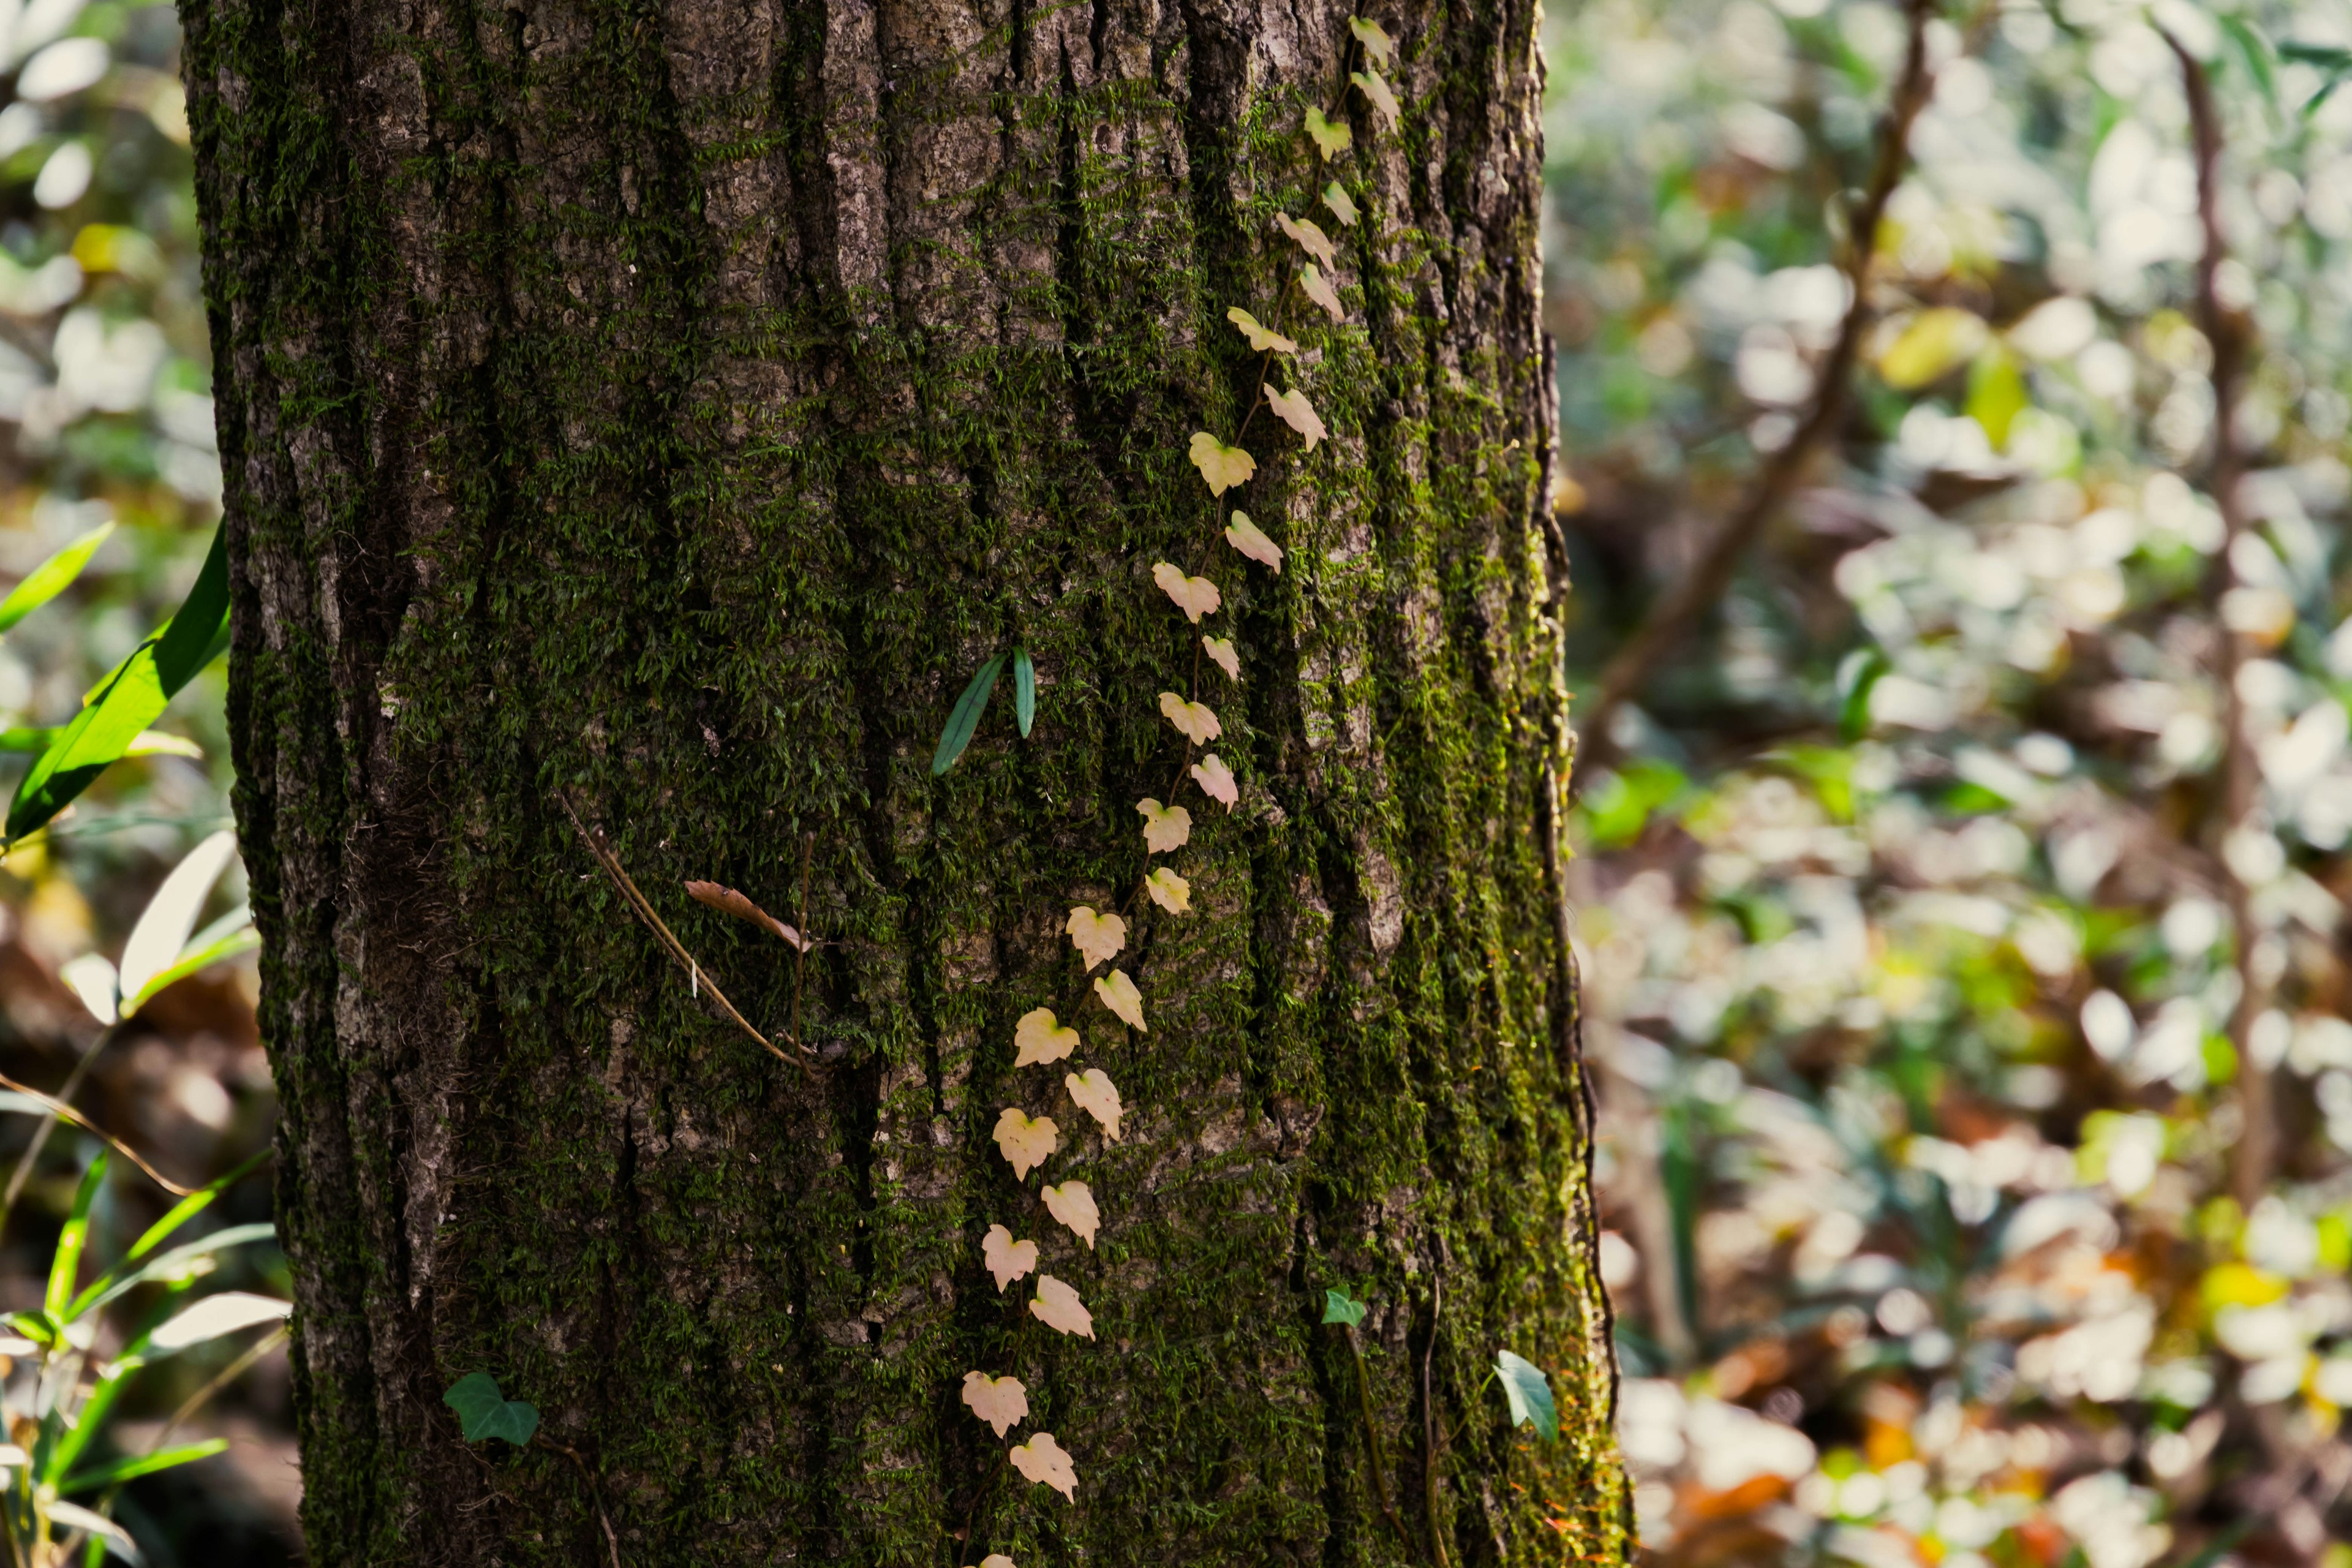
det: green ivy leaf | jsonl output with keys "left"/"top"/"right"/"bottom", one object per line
{"left": 1304, "top": 107, "right": 1352, "bottom": 161}
{"left": 1494, "top": 1349, "right": 1558, "bottom": 1441}
{"left": 443, "top": 1372, "right": 540, "bottom": 1446}
{"left": 1322, "top": 1287, "right": 1367, "bottom": 1327}
{"left": 1013, "top": 646, "right": 1036, "bottom": 739}
{"left": 931, "top": 654, "right": 1004, "bottom": 776}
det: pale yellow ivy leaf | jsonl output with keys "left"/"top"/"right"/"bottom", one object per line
{"left": 1227, "top": 306, "right": 1297, "bottom": 355}
{"left": 1192, "top": 753, "right": 1238, "bottom": 810}
{"left": 1144, "top": 866, "right": 1191, "bottom": 914}
{"left": 1159, "top": 692, "right": 1223, "bottom": 745}
{"left": 1013, "top": 1007, "right": 1080, "bottom": 1068}
{"left": 1188, "top": 431, "right": 1257, "bottom": 496}
{"left": 1064, "top": 905, "right": 1126, "bottom": 971}
{"left": 993, "top": 1107, "right": 1060, "bottom": 1180}
{"left": 1041, "top": 1180, "right": 1100, "bottom": 1247}
{"left": 1136, "top": 797, "right": 1193, "bottom": 854}
{"left": 1066, "top": 1068, "right": 1125, "bottom": 1140}
{"left": 1351, "top": 67, "right": 1400, "bottom": 130}
{"left": 962, "top": 1371, "right": 1029, "bottom": 1438}
{"left": 1094, "top": 968, "right": 1147, "bottom": 1031}
{"left": 983, "top": 1223, "right": 1039, "bottom": 1292}
{"left": 982, "top": 1557, "right": 1017, "bottom": 1568}
{"left": 1152, "top": 560, "right": 1223, "bottom": 623}
{"left": 1300, "top": 264, "right": 1344, "bottom": 322}
{"left": 1350, "top": 15, "right": 1394, "bottom": 64}
{"left": 1225, "top": 511, "right": 1285, "bottom": 573}
{"left": 1323, "top": 181, "right": 1360, "bottom": 228}
{"left": 1009, "top": 1430, "right": 1079, "bottom": 1499}
{"left": 1304, "top": 106, "right": 1352, "bottom": 161}
{"left": 1204, "top": 635, "right": 1241, "bottom": 681}
{"left": 1276, "top": 213, "right": 1336, "bottom": 270}
{"left": 1028, "top": 1277, "right": 1096, "bottom": 1341}
{"left": 1266, "top": 386, "right": 1327, "bottom": 450}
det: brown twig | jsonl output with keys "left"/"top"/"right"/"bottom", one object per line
{"left": 537, "top": 1435, "right": 624, "bottom": 1568}
{"left": 0, "top": 1069, "right": 192, "bottom": 1196}
{"left": 789, "top": 833, "right": 814, "bottom": 1058}
{"left": 2165, "top": 28, "right": 2271, "bottom": 1215}
{"left": 1342, "top": 1321, "right": 1415, "bottom": 1553}
{"left": 1422, "top": 1278, "right": 1451, "bottom": 1568}
{"left": 1578, "top": 0, "right": 1943, "bottom": 763}
{"left": 557, "top": 794, "right": 819, "bottom": 1084}
{"left": 0, "top": 1023, "right": 119, "bottom": 1224}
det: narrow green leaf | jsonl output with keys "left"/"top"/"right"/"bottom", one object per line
{"left": 118, "top": 831, "right": 238, "bottom": 1008}
{"left": 2218, "top": 14, "right": 2278, "bottom": 109}
{"left": 47, "top": 1155, "right": 108, "bottom": 1318}
{"left": 444, "top": 1371, "right": 540, "bottom": 1446}
{"left": 7, "top": 527, "right": 230, "bottom": 842}
{"left": 1321, "top": 1287, "right": 1367, "bottom": 1328}
{"left": 123, "top": 925, "right": 257, "bottom": 1017}
{"left": 69, "top": 1221, "right": 276, "bottom": 1322}
{"left": 0, "top": 522, "right": 112, "bottom": 637}
{"left": 1012, "top": 646, "right": 1036, "bottom": 739}
{"left": 1494, "top": 1349, "right": 1559, "bottom": 1441}
{"left": 930, "top": 655, "right": 1003, "bottom": 776}
{"left": 0, "top": 729, "right": 200, "bottom": 760}
{"left": 45, "top": 1500, "right": 138, "bottom": 1563}
{"left": 62, "top": 1439, "right": 228, "bottom": 1494}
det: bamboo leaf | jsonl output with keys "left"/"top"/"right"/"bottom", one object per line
{"left": 46, "top": 1500, "right": 140, "bottom": 1563}
{"left": 117, "top": 830, "right": 238, "bottom": 1008}
{"left": 47, "top": 1155, "right": 107, "bottom": 1317}
{"left": 0, "top": 521, "right": 111, "bottom": 636}
{"left": 931, "top": 654, "right": 1003, "bottom": 776}
{"left": 1013, "top": 645, "right": 1035, "bottom": 737}
{"left": 0, "top": 727, "right": 200, "bottom": 760}
{"left": 123, "top": 924, "right": 257, "bottom": 1016}
{"left": 62, "top": 1439, "right": 228, "bottom": 1495}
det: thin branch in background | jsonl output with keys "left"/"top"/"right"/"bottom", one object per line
{"left": 2164, "top": 32, "right": 2272, "bottom": 1213}
{"left": 1578, "top": 0, "right": 1943, "bottom": 764}
{"left": 1341, "top": 1320, "right": 1415, "bottom": 1552}
{"left": 0, "top": 1069, "right": 193, "bottom": 1197}
{"left": 557, "top": 794, "right": 820, "bottom": 1084}
{"left": 1422, "top": 1276, "right": 1451, "bottom": 1568}
{"left": 0, "top": 1023, "right": 119, "bottom": 1225}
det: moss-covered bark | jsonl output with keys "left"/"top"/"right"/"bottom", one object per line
{"left": 179, "top": 0, "right": 1624, "bottom": 1560}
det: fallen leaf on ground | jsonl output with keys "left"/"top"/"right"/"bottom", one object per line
{"left": 962, "top": 1372, "right": 1028, "bottom": 1438}
{"left": 1066, "top": 1069, "right": 1124, "bottom": 1140}
{"left": 1144, "top": 867, "right": 1191, "bottom": 914}
{"left": 993, "top": 1107, "right": 1060, "bottom": 1180}
{"left": 983, "top": 1224, "right": 1038, "bottom": 1291}
{"left": 1160, "top": 692, "right": 1223, "bottom": 745}
{"left": 1029, "top": 1278, "right": 1096, "bottom": 1341}
{"left": 1137, "top": 797, "right": 1192, "bottom": 853}
{"left": 1041, "top": 1180, "right": 1100, "bottom": 1246}
{"left": 1014, "top": 1008, "right": 1079, "bottom": 1067}
{"left": 1010, "top": 1431, "right": 1078, "bottom": 1499}
{"left": 1095, "top": 969, "right": 1147, "bottom": 1031}
{"left": 1065, "top": 906, "right": 1126, "bottom": 970}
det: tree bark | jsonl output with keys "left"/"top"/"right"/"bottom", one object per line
{"left": 178, "top": 0, "right": 1624, "bottom": 1561}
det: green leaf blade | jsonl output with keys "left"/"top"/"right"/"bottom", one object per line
{"left": 1321, "top": 1287, "right": 1367, "bottom": 1328}
{"left": 1012, "top": 646, "right": 1036, "bottom": 738}
{"left": 1494, "top": 1349, "right": 1559, "bottom": 1441}
{"left": 445, "top": 1371, "right": 538, "bottom": 1446}
{"left": 0, "top": 521, "right": 111, "bottom": 637}
{"left": 62, "top": 1439, "right": 228, "bottom": 1494}
{"left": 931, "top": 655, "right": 1003, "bottom": 776}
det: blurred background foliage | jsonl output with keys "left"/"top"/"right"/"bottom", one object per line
{"left": 0, "top": 0, "right": 292, "bottom": 1561}
{"left": 1550, "top": 0, "right": 2352, "bottom": 1563}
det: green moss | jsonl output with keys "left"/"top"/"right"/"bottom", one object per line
{"left": 184, "top": 0, "right": 1627, "bottom": 1561}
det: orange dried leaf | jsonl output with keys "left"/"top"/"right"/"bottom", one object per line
{"left": 1267, "top": 386, "right": 1326, "bottom": 450}
{"left": 962, "top": 1371, "right": 1029, "bottom": 1438}
{"left": 1064, "top": 905, "right": 1126, "bottom": 971}
{"left": 1153, "top": 561, "right": 1223, "bottom": 623}
{"left": 1094, "top": 968, "right": 1147, "bottom": 1031}
{"left": 684, "top": 880, "right": 809, "bottom": 951}
{"left": 1204, "top": 635, "right": 1242, "bottom": 681}
{"left": 1137, "top": 797, "right": 1192, "bottom": 854}
{"left": 1188, "top": 432, "right": 1256, "bottom": 496}
{"left": 1014, "top": 1008, "right": 1080, "bottom": 1067}
{"left": 1225, "top": 511, "right": 1284, "bottom": 573}
{"left": 1144, "top": 866, "right": 1191, "bottom": 914}
{"left": 982, "top": 1557, "right": 1017, "bottom": 1568}
{"left": 1300, "top": 264, "right": 1343, "bottom": 322}
{"left": 1159, "top": 692, "right": 1223, "bottom": 745}
{"left": 1276, "top": 213, "right": 1336, "bottom": 270}
{"left": 993, "top": 1107, "right": 1060, "bottom": 1180}
{"left": 1066, "top": 1068, "right": 1124, "bottom": 1141}
{"left": 1192, "top": 753, "right": 1238, "bottom": 809}
{"left": 982, "top": 1224, "right": 1039, "bottom": 1292}
{"left": 1009, "top": 1430, "right": 1078, "bottom": 1499}
{"left": 1227, "top": 306, "right": 1297, "bottom": 354}
{"left": 1028, "top": 1277, "right": 1095, "bottom": 1341}
{"left": 1041, "top": 1180, "right": 1099, "bottom": 1247}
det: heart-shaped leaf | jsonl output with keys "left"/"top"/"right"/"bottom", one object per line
{"left": 1013, "top": 1007, "right": 1080, "bottom": 1067}
{"left": 1159, "top": 692, "right": 1222, "bottom": 745}
{"left": 982, "top": 1224, "right": 1039, "bottom": 1292}
{"left": 1323, "top": 1287, "right": 1368, "bottom": 1327}
{"left": 1009, "top": 1431, "right": 1078, "bottom": 1499}
{"left": 1065, "top": 905, "right": 1126, "bottom": 971}
{"left": 1323, "top": 181, "right": 1360, "bottom": 228}
{"left": 1143, "top": 867, "right": 1191, "bottom": 914}
{"left": 1065, "top": 1068, "right": 1124, "bottom": 1141}
{"left": 1029, "top": 1276, "right": 1095, "bottom": 1340}
{"left": 1153, "top": 561, "right": 1223, "bottom": 623}
{"left": 1093, "top": 969, "right": 1147, "bottom": 1032}
{"left": 1304, "top": 106, "right": 1352, "bottom": 160}
{"left": 993, "top": 1107, "right": 1060, "bottom": 1180}
{"left": 1041, "top": 1180, "right": 1099, "bottom": 1248}
{"left": 1227, "top": 307, "right": 1296, "bottom": 354}
{"left": 1136, "top": 797, "right": 1193, "bottom": 854}
{"left": 962, "top": 1371, "right": 1029, "bottom": 1438}
{"left": 1192, "top": 753, "right": 1238, "bottom": 809}
{"left": 444, "top": 1372, "right": 540, "bottom": 1446}
{"left": 1267, "top": 386, "right": 1326, "bottom": 450}
{"left": 1349, "top": 15, "right": 1393, "bottom": 64}
{"left": 932, "top": 655, "right": 1003, "bottom": 775}
{"left": 1188, "top": 432, "right": 1257, "bottom": 496}
{"left": 1276, "top": 213, "right": 1336, "bottom": 270}
{"left": 1494, "top": 1349, "right": 1559, "bottom": 1441}
{"left": 1225, "top": 512, "right": 1285, "bottom": 573}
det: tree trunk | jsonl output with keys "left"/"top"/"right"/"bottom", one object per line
{"left": 179, "top": 0, "right": 1624, "bottom": 1561}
